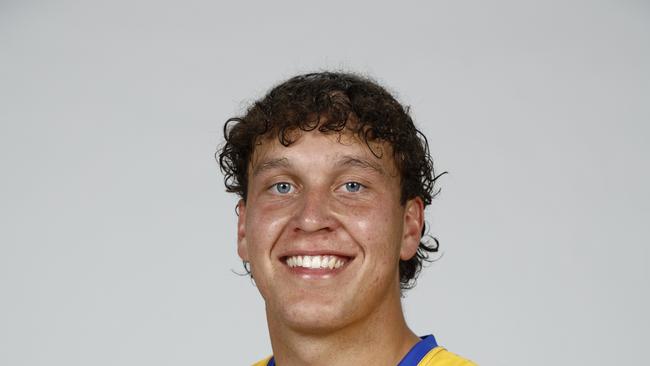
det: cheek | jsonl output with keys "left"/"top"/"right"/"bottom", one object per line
{"left": 340, "top": 203, "right": 403, "bottom": 253}
{"left": 246, "top": 204, "right": 293, "bottom": 251}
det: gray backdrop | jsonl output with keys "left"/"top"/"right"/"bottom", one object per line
{"left": 1, "top": 0, "right": 648, "bottom": 365}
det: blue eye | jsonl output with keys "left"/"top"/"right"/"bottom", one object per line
{"left": 344, "top": 182, "right": 363, "bottom": 193}
{"left": 274, "top": 182, "right": 293, "bottom": 194}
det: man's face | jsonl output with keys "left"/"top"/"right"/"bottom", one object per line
{"left": 237, "top": 129, "right": 423, "bottom": 333}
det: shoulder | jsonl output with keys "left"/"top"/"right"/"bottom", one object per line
{"left": 251, "top": 356, "right": 272, "bottom": 366}
{"left": 419, "top": 346, "right": 477, "bottom": 366}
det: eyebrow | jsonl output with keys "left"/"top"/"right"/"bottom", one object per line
{"left": 252, "top": 155, "right": 385, "bottom": 177}
{"left": 252, "top": 157, "right": 291, "bottom": 177}
{"left": 334, "top": 155, "right": 386, "bottom": 176}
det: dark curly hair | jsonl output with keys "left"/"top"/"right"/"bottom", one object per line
{"left": 217, "top": 71, "right": 445, "bottom": 290}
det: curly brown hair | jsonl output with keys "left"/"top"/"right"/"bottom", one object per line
{"left": 217, "top": 71, "right": 445, "bottom": 290}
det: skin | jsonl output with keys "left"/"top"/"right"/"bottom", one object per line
{"left": 237, "top": 129, "right": 425, "bottom": 366}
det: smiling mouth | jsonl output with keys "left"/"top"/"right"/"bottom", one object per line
{"left": 283, "top": 255, "right": 350, "bottom": 270}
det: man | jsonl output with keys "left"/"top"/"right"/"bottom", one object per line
{"left": 218, "top": 72, "right": 476, "bottom": 366}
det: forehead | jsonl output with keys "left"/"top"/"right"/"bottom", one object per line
{"left": 249, "top": 130, "right": 398, "bottom": 176}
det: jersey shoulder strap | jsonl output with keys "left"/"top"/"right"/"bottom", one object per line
{"left": 251, "top": 356, "right": 272, "bottom": 366}
{"left": 417, "top": 347, "right": 477, "bottom": 366}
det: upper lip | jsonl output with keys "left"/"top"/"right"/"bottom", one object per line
{"left": 279, "top": 250, "right": 356, "bottom": 259}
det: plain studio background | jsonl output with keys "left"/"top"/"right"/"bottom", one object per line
{"left": 1, "top": 0, "right": 648, "bottom": 365}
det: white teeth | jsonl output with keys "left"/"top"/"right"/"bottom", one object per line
{"left": 285, "top": 255, "right": 347, "bottom": 269}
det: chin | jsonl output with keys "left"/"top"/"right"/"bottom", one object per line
{"left": 272, "top": 298, "right": 354, "bottom": 334}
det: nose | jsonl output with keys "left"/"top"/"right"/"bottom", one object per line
{"left": 292, "top": 187, "right": 339, "bottom": 233}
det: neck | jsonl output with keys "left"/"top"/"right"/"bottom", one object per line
{"left": 266, "top": 289, "right": 420, "bottom": 366}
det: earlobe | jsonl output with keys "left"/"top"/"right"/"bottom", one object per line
{"left": 236, "top": 199, "right": 249, "bottom": 261}
{"left": 400, "top": 197, "right": 424, "bottom": 261}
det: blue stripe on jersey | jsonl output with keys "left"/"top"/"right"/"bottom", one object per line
{"left": 397, "top": 335, "right": 439, "bottom": 366}
{"left": 266, "top": 335, "right": 437, "bottom": 366}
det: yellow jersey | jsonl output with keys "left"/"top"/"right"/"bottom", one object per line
{"left": 252, "top": 335, "right": 476, "bottom": 365}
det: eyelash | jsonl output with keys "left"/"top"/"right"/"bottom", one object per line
{"left": 269, "top": 181, "right": 366, "bottom": 194}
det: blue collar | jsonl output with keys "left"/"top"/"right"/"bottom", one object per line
{"left": 267, "top": 335, "right": 438, "bottom": 366}
{"left": 397, "top": 335, "right": 439, "bottom": 366}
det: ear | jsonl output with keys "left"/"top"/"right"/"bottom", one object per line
{"left": 400, "top": 197, "right": 424, "bottom": 261}
{"left": 236, "top": 199, "right": 249, "bottom": 261}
